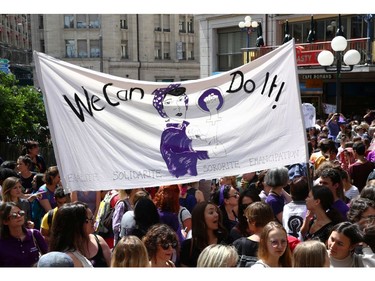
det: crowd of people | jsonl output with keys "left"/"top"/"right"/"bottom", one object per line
{"left": 0, "top": 110, "right": 375, "bottom": 268}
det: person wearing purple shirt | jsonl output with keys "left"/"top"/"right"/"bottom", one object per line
{"left": 326, "top": 113, "right": 347, "bottom": 141}
{"left": 318, "top": 167, "right": 349, "bottom": 220}
{"left": 0, "top": 202, "right": 48, "bottom": 267}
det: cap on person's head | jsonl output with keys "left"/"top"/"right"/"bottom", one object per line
{"left": 37, "top": 252, "right": 74, "bottom": 267}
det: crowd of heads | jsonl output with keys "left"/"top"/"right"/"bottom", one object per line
{"left": 0, "top": 109, "right": 375, "bottom": 268}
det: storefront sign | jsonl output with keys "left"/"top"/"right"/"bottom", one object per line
{"left": 301, "top": 74, "right": 333, "bottom": 80}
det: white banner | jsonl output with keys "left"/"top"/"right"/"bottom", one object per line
{"left": 34, "top": 40, "right": 309, "bottom": 192}
{"left": 302, "top": 103, "right": 316, "bottom": 128}
{"left": 322, "top": 102, "right": 336, "bottom": 114}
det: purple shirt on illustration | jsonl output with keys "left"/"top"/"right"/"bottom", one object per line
{"left": 161, "top": 121, "right": 209, "bottom": 178}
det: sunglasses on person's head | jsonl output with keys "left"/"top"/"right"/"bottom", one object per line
{"left": 85, "top": 215, "right": 95, "bottom": 224}
{"left": 160, "top": 241, "right": 178, "bottom": 250}
{"left": 9, "top": 210, "right": 26, "bottom": 219}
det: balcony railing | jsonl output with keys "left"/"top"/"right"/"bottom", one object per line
{"left": 243, "top": 37, "right": 372, "bottom": 67}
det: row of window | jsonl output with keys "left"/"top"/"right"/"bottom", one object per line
{"left": 63, "top": 15, "right": 195, "bottom": 34}
{"left": 65, "top": 39, "right": 100, "bottom": 58}
{"left": 64, "top": 15, "right": 101, "bottom": 29}
{"left": 63, "top": 39, "right": 194, "bottom": 60}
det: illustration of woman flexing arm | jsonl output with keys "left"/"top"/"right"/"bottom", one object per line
{"left": 152, "top": 84, "right": 225, "bottom": 178}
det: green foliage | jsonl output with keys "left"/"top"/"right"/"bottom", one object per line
{"left": 0, "top": 72, "right": 49, "bottom": 146}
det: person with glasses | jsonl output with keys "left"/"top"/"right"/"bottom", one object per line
{"left": 347, "top": 197, "right": 375, "bottom": 253}
{"left": 142, "top": 223, "right": 179, "bottom": 267}
{"left": 251, "top": 221, "right": 292, "bottom": 267}
{"left": 210, "top": 184, "right": 239, "bottom": 239}
{"left": 49, "top": 201, "right": 111, "bottom": 267}
{"left": 0, "top": 202, "right": 48, "bottom": 266}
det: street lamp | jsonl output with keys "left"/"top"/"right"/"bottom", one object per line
{"left": 238, "top": 16, "right": 259, "bottom": 63}
{"left": 317, "top": 35, "right": 360, "bottom": 113}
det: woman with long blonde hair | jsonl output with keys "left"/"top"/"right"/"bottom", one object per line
{"left": 111, "top": 235, "right": 149, "bottom": 267}
{"left": 251, "top": 221, "right": 292, "bottom": 267}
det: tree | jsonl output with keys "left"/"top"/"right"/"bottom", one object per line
{"left": 0, "top": 72, "right": 49, "bottom": 146}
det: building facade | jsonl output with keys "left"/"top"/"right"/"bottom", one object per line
{"left": 196, "top": 14, "right": 375, "bottom": 118}
{"left": 0, "top": 14, "right": 33, "bottom": 85}
{"left": 30, "top": 14, "right": 201, "bottom": 87}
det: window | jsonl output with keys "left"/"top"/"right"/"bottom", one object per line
{"left": 38, "top": 15, "right": 44, "bottom": 29}
{"left": 65, "top": 39, "right": 75, "bottom": 58}
{"left": 77, "top": 39, "right": 88, "bottom": 58}
{"left": 179, "top": 16, "right": 186, "bottom": 33}
{"left": 181, "top": 42, "right": 186, "bottom": 60}
{"left": 64, "top": 15, "right": 74, "bottom": 28}
{"left": 120, "top": 17, "right": 128, "bottom": 29}
{"left": 89, "top": 14, "right": 100, "bottom": 28}
{"left": 351, "top": 15, "right": 365, "bottom": 38}
{"left": 163, "top": 42, "right": 170, "bottom": 59}
{"left": 188, "top": 43, "right": 194, "bottom": 60}
{"left": 121, "top": 40, "right": 128, "bottom": 58}
{"left": 40, "top": 39, "right": 45, "bottom": 53}
{"left": 176, "top": 41, "right": 183, "bottom": 60}
{"left": 218, "top": 27, "right": 244, "bottom": 71}
{"left": 163, "top": 15, "right": 170, "bottom": 32}
{"left": 155, "top": 42, "right": 161, "bottom": 59}
{"left": 156, "top": 78, "right": 174, "bottom": 82}
{"left": 90, "top": 40, "right": 100, "bottom": 57}
{"left": 77, "top": 14, "right": 87, "bottom": 29}
{"left": 154, "top": 14, "right": 161, "bottom": 32}
{"left": 187, "top": 18, "right": 194, "bottom": 33}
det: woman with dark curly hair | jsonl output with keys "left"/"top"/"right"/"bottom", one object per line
{"left": 179, "top": 201, "right": 227, "bottom": 267}
{"left": 347, "top": 197, "right": 375, "bottom": 252}
{"left": 142, "top": 223, "right": 179, "bottom": 267}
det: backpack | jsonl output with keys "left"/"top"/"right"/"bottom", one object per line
{"left": 95, "top": 192, "right": 116, "bottom": 236}
{"left": 237, "top": 255, "right": 258, "bottom": 267}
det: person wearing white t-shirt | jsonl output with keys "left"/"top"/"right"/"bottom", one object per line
{"left": 337, "top": 168, "right": 360, "bottom": 204}
{"left": 282, "top": 176, "right": 309, "bottom": 241}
